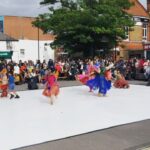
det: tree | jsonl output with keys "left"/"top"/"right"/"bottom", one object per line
{"left": 33, "top": 0, "right": 134, "bottom": 57}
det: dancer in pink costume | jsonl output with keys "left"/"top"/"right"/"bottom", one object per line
{"left": 43, "top": 70, "right": 59, "bottom": 105}
{"left": 76, "top": 60, "right": 95, "bottom": 92}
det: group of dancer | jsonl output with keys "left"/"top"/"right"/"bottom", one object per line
{"left": 76, "top": 59, "right": 129, "bottom": 96}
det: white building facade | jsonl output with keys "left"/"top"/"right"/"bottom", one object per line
{"left": 0, "top": 40, "right": 54, "bottom": 63}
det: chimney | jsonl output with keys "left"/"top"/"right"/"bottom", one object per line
{"left": 147, "top": 0, "right": 150, "bottom": 13}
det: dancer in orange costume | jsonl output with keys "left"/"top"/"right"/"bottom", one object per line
{"left": 43, "top": 70, "right": 59, "bottom": 105}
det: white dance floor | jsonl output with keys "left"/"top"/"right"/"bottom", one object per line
{"left": 0, "top": 85, "right": 150, "bottom": 150}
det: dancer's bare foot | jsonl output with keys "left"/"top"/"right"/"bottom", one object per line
{"left": 50, "top": 97, "right": 54, "bottom": 105}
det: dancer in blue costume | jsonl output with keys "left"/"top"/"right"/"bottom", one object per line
{"left": 86, "top": 66, "right": 111, "bottom": 96}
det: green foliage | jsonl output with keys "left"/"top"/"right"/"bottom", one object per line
{"left": 33, "top": 0, "right": 134, "bottom": 56}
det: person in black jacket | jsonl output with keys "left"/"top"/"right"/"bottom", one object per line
{"left": 0, "top": 60, "right": 5, "bottom": 72}
{"left": 48, "top": 59, "right": 55, "bottom": 72}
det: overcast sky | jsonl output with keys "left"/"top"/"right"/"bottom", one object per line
{"left": 140, "top": 0, "right": 146, "bottom": 8}
{"left": 0, "top": 0, "right": 147, "bottom": 17}
{"left": 0, "top": 0, "right": 49, "bottom": 17}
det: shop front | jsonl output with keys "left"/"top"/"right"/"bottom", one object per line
{"left": 122, "top": 42, "right": 144, "bottom": 59}
{"left": 143, "top": 43, "right": 150, "bottom": 59}
{"left": 128, "top": 50, "right": 144, "bottom": 59}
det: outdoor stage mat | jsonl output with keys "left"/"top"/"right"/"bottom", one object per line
{"left": 0, "top": 85, "right": 150, "bottom": 150}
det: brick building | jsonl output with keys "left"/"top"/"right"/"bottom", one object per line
{"left": 119, "top": 0, "right": 150, "bottom": 59}
{"left": 0, "top": 16, "right": 54, "bottom": 62}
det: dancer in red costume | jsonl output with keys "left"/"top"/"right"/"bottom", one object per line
{"left": 113, "top": 70, "right": 129, "bottom": 88}
{"left": 43, "top": 70, "right": 59, "bottom": 105}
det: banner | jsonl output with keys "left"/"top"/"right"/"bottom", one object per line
{"left": 0, "top": 51, "right": 13, "bottom": 59}
{"left": 143, "top": 44, "right": 150, "bottom": 51}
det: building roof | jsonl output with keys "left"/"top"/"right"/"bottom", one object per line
{"left": 127, "top": 0, "right": 149, "bottom": 18}
{"left": 0, "top": 32, "right": 18, "bottom": 41}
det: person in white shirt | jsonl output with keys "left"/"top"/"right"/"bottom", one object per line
{"left": 14, "top": 63, "right": 20, "bottom": 75}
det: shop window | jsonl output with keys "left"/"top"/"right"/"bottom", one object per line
{"left": 125, "top": 26, "right": 129, "bottom": 40}
{"left": 0, "top": 16, "right": 4, "bottom": 33}
{"left": 143, "top": 24, "right": 147, "bottom": 41}
{"left": 6, "top": 41, "right": 13, "bottom": 50}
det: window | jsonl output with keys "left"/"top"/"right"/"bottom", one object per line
{"left": 125, "top": 26, "right": 129, "bottom": 40}
{"left": 20, "top": 49, "right": 25, "bottom": 58}
{"left": 0, "top": 21, "right": 3, "bottom": 33}
{"left": 6, "top": 41, "right": 13, "bottom": 50}
{"left": 0, "top": 16, "right": 4, "bottom": 33}
{"left": 143, "top": 24, "right": 147, "bottom": 41}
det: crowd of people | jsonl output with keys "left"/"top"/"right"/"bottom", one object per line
{"left": 0, "top": 56, "right": 150, "bottom": 101}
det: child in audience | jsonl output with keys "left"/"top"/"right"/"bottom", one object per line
{"left": 8, "top": 72, "right": 20, "bottom": 99}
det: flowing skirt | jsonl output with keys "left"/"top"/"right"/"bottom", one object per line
{"left": 43, "top": 83, "right": 59, "bottom": 97}
{"left": 1, "top": 84, "right": 8, "bottom": 97}
{"left": 76, "top": 74, "right": 89, "bottom": 85}
{"left": 113, "top": 78, "right": 129, "bottom": 88}
{"left": 86, "top": 75, "right": 111, "bottom": 95}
